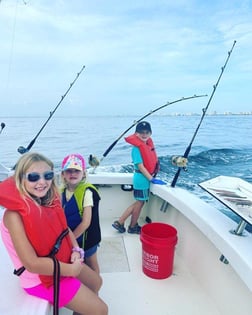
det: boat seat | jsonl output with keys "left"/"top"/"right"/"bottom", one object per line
{"left": 0, "top": 219, "right": 70, "bottom": 315}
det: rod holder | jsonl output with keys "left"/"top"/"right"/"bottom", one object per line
{"left": 219, "top": 254, "right": 229, "bottom": 264}
{"left": 160, "top": 201, "right": 169, "bottom": 212}
{"left": 230, "top": 219, "right": 247, "bottom": 236}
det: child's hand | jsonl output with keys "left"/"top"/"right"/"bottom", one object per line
{"left": 70, "top": 258, "right": 83, "bottom": 277}
{"left": 150, "top": 178, "right": 166, "bottom": 185}
{"left": 71, "top": 247, "right": 85, "bottom": 262}
{"left": 71, "top": 251, "right": 83, "bottom": 263}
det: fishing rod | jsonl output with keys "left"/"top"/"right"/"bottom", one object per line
{"left": 89, "top": 94, "right": 207, "bottom": 169}
{"left": 0, "top": 122, "right": 6, "bottom": 134}
{"left": 171, "top": 40, "right": 237, "bottom": 188}
{"left": 17, "top": 65, "right": 85, "bottom": 154}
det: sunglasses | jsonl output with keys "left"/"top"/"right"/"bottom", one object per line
{"left": 24, "top": 171, "right": 54, "bottom": 182}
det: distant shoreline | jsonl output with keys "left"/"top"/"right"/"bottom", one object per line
{"left": 157, "top": 112, "right": 252, "bottom": 117}
{"left": 1, "top": 112, "right": 252, "bottom": 118}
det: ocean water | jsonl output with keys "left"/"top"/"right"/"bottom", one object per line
{"left": 1, "top": 114, "right": 252, "bottom": 227}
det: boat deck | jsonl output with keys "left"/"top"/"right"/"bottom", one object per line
{"left": 1, "top": 215, "right": 250, "bottom": 315}
{"left": 61, "top": 218, "right": 222, "bottom": 315}
{"left": 1, "top": 174, "right": 252, "bottom": 314}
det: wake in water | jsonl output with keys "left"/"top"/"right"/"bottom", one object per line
{"left": 164, "top": 148, "right": 252, "bottom": 232}
{"left": 159, "top": 148, "right": 252, "bottom": 184}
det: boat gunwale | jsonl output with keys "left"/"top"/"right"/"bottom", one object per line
{"left": 88, "top": 171, "right": 252, "bottom": 292}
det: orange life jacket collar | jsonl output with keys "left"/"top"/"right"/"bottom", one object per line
{"left": 125, "top": 134, "right": 158, "bottom": 175}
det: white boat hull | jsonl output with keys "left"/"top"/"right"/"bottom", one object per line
{"left": 1, "top": 172, "right": 252, "bottom": 315}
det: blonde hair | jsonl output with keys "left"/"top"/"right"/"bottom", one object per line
{"left": 14, "top": 152, "right": 58, "bottom": 206}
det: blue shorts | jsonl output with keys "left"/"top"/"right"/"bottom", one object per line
{"left": 85, "top": 244, "right": 99, "bottom": 258}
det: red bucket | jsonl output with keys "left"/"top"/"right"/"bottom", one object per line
{"left": 140, "top": 222, "right": 177, "bottom": 279}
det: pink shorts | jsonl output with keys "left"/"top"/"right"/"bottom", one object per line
{"left": 24, "top": 277, "right": 81, "bottom": 307}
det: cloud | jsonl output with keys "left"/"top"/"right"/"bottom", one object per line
{"left": 0, "top": 0, "right": 251, "bottom": 116}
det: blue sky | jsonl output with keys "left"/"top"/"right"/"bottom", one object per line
{"left": 0, "top": 0, "right": 251, "bottom": 116}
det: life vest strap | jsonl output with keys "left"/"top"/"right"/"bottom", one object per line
{"left": 52, "top": 256, "right": 60, "bottom": 315}
{"left": 13, "top": 266, "right": 26, "bottom": 276}
{"left": 48, "top": 228, "right": 69, "bottom": 257}
{"left": 13, "top": 228, "right": 69, "bottom": 315}
{"left": 13, "top": 228, "right": 69, "bottom": 276}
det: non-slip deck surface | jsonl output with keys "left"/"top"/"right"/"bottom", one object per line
{"left": 83, "top": 220, "right": 221, "bottom": 315}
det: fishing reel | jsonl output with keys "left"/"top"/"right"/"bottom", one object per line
{"left": 0, "top": 122, "right": 5, "bottom": 134}
{"left": 17, "top": 146, "right": 28, "bottom": 154}
{"left": 88, "top": 154, "right": 100, "bottom": 167}
{"left": 171, "top": 156, "right": 188, "bottom": 168}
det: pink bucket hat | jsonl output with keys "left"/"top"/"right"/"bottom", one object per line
{"left": 61, "top": 154, "right": 86, "bottom": 171}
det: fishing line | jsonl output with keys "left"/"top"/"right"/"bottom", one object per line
{"left": 89, "top": 94, "right": 207, "bottom": 171}
{"left": 17, "top": 65, "right": 85, "bottom": 155}
{"left": 171, "top": 40, "right": 237, "bottom": 188}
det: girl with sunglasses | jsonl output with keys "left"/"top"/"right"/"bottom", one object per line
{"left": 0, "top": 152, "right": 108, "bottom": 315}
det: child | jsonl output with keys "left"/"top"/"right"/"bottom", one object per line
{"left": 112, "top": 121, "right": 166, "bottom": 235}
{"left": 0, "top": 152, "right": 107, "bottom": 315}
{"left": 61, "top": 153, "right": 101, "bottom": 274}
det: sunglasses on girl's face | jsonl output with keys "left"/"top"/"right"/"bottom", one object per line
{"left": 24, "top": 171, "right": 54, "bottom": 182}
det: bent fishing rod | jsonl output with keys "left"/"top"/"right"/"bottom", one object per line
{"left": 171, "top": 40, "right": 237, "bottom": 188}
{"left": 17, "top": 65, "right": 85, "bottom": 155}
{"left": 89, "top": 94, "right": 207, "bottom": 170}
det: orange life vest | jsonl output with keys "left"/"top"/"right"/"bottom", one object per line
{"left": 0, "top": 177, "right": 72, "bottom": 287}
{"left": 125, "top": 134, "right": 158, "bottom": 175}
